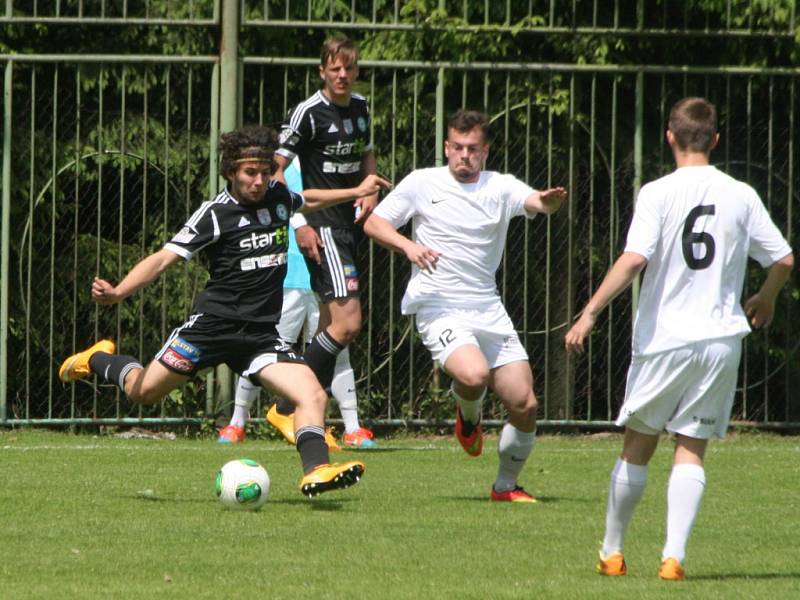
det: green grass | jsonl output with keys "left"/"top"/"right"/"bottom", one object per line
{"left": 1, "top": 430, "right": 798, "bottom": 599}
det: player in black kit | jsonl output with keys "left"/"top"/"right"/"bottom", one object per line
{"left": 58, "top": 126, "right": 388, "bottom": 497}
{"left": 267, "top": 35, "right": 380, "bottom": 446}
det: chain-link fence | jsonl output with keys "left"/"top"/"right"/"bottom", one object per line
{"left": 2, "top": 1, "right": 798, "bottom": 427}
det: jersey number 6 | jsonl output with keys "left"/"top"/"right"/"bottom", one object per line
{"left": 682, "top": 204, "right": 716, "bottom": 270}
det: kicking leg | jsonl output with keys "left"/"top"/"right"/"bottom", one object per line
{"left": 443, "top": 344, "right": 489, "bottom": 457}
{"left": 256, "top": 362, "right": 363, "bottom": 497}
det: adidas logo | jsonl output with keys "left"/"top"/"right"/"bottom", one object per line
{"left": 328, "top": 122, "right": 339, "bottom": 133}
{"left": 238, "top": 216, "right": 250, "bottom": 228}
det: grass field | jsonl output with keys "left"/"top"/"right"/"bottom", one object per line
{"left": 1, "top": 429, "right": 798, "bottom": 599}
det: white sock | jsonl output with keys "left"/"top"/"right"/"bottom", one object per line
{"left": 230, "top": 377, "right": 259, "bottom": 428}
{"left": 602, "top": 459, "right": 648, "bottom": 556}
{"left": 451, "top": 384, "right": 485, "bottom": 424}
{"left": 330, "top": 349, "right": 360, "bottom": 434}
{"left": 662, "top": 463, "right": 706, "bottom": 563}
{"left": 494, "top": 423, "right": 536, "bottom": 492}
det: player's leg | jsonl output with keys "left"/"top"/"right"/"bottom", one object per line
{"left": 416, "top": 307, "right": 487, "bottom": 456}
{"left": 59, "top": 339, "right": 189, "bottom": 405}
{"left": 443, "top": 344, "right": 490, "bottom": 456}
{"left": 309, "top": 294, "right": 375, "bottom": 447}
{"left": 265, "top": 288, "right": 307, "bottom": 442}
{"left": 488, "top": 360, "right": 538, "bottom": 502}
{"left": 599, "top": 346, "right": 693, "bottom": 575}
{"left": 303, "top": 227, "right": 362, "bottom": 390}
{"left": 658, "top": 337, "right": 740, "bottom": 580}
{"left": 255, "top": 361, "right": 363, "bottom": 497}
{"left": 659, "top": 434, "right": 707, "bottom": 581}
{"left": 598, "top": 424, "right": 660, "bottom": 575}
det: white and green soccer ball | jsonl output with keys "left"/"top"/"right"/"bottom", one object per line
{"left": 215, "top": 459, "right": 270, "bottom": 511}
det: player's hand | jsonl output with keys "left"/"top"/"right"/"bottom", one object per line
{"left": 744, "top": 292, "right": 776, "bottom": 328}
{"left": 353, "top": 193, "right": 379, "bottom": 225}
{"left": 91, "top": 277, "right": 122, "bottom": 305}
{"left": 354, "top": 174, "right": 391, "bottom": 200}
{"left": 404, "top": 243, "right": 440, "bottom": 274}
{"left": 295, "top": 225, "right": 324, "bottom": 265}
{"left": 539, "top": 187, "right": 568, "bottom": 210}
{"left": 564, "top": 311, "right": 597, "bottom": 355}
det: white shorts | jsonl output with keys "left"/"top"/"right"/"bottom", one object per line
{"left": 276, "top": 288, "right": 319, "bottom": 345}
{"left": 618, "top": 336, "right": 742, "bottom": 439}
{"left": 416, "top": 301, "right": 528, "bottom": 370}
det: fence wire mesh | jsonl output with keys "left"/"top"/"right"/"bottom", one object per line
{"left": 2, "top": 1, "right": 798, "bottom": 427}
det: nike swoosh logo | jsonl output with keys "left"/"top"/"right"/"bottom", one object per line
{"left": 510, "top": 456, "right": 526, "bottom": 462}
{"left": 431, "top": 199, "right": 447, "bottom": 204}
{"left": 346, "top": 388, "right": 356, "bottom": 394}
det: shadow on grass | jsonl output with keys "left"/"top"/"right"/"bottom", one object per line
{"left": 689, "top": 572, "right": 800, "bottom": 581}
{"left": 446, "top": 494, "right": 593, "bottom": 504}
{"left": 270, "top": 498, "right": 352, "bottom": 511}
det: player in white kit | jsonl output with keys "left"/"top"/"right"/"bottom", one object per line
{"left": 364, "top": 109, "right": 568, "bottom": 502}
{"left": 565, "top": 97, "right": 794, "bottom": 580}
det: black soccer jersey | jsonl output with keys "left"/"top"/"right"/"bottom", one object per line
{"left": 277, "top": 90, "right": 372, "bottom": 229}
{"left": 164, "top": 181, "right": 304, "bottom": 323}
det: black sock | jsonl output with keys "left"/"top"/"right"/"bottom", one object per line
{"left": 303, "top": 330, "right": 345, "bottom": 390}
{"left": 275, "top": 398, "right": 295, "bottom": 415}
{"left": 89, "top": 352, "right": 142, "bottom": 391}
{"left": 296, "top": 426, "right": 330, "bottom": 474}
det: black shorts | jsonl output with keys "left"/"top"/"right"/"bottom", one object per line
{"left": 155, "top": 312, "right": 303, "bottom": 381}
{"left": 305, "top": 226, "right": 362, "bottom": 303}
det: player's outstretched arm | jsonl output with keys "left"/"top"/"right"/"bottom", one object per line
{"left": 91, "top": 248, "right": 182, "bottom": 305}
{"left": 565, "top": 251, "right": 647, "bottom": 354}
{"left": 300, "top": 174, "right": 391, "bottom": 212}
{"left": 363, "top": 213, "right": 440, "bottom": 273}
{"left": 525, "top": 187, "right": 568, "bottom": 214}
{"left": 743, "top": 252, "right": 794, "bottom": 328}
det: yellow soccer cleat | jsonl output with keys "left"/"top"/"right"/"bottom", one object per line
{"left": 58, "top": 340, "right": 116, "bottom": 383}
{"left": 597, "top": 551, "right": 627, "bottom": 576}
{"left": 658, "top": 557, "right": 685, "bottom": 581}
{"left": 266, "top": 404, "right": 296, "bottom": 444}
{"left": 324, "top": 427, "right": 342, "bottom": 452}
{"left": 299, "top": 461, "right": 365, "bottom": 498}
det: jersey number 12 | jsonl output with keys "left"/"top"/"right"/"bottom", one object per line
{"left": 682, "top": 204, "right": 716, "bottom": 270}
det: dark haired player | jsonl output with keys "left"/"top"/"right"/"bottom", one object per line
{"left": 565, "top": 97, "right": 793, "bottom": 579}
{"left": 365, "top": 109, "right": 568, "bottom": 502}
{"left": 59, "top": 126, "right": 388, "bottom": 497}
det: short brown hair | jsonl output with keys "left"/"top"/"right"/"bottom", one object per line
{"left": 218, "top": 126, "right": 278, "bottom": 180}
{"left": 668, "top": 97, "right": 717, "bottom": 152}
{"left": 447, "top": 109, "right": 490, "bottom": 143}
{"left": 320, "top": 34, "right": 358, "bottom": 68}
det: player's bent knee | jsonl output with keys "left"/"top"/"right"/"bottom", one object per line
{"left": 454, "top": 367, "right": 490, "bottom": 390}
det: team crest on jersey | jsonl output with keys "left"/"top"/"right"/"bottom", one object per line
{"left": 343, "top": 118, "right": 354, "bottom": 134}
{"left": 357, "top": 117, "right": 367, "bottom": 132}
{"left": 279, "top": 129, "right": 298, "bottom": 146}
{"left": 172, "top": 226, "right": 197, "bottom": 244}
{"left": 257, "top": 209, "right": 272, "bottom": 226}
{"left": 275, "top": 204, "right": 289, "bottom": 221}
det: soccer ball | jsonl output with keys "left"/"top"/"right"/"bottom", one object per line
{"left": 215, "top": 459, "right": 270, "bottom": 511}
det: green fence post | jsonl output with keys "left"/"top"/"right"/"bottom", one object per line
{"left": 213, "top": 0, "right": 240, "bottom": 411}
{"left": 1, "top": 60, "right": 12, "bottom": 423}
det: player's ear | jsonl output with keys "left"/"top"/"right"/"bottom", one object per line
{"left": 319, "top": 64, "right": 325, "bottom": 80}
{"left": 709, "top": 132, "right": 720, "bottom": 152}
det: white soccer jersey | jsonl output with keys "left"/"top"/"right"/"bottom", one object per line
{"left": 373, "top": 166, "right": 536, "bottom": 314}
{"left": 625, "top": 165, "right": 792, "bottom": 356}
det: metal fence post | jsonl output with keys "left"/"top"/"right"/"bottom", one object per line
{"left": 1, "top": 60, "right": 12, "bottom": 423}
{"left": 213, "top": 0, "right": 240, "bottom": 411}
